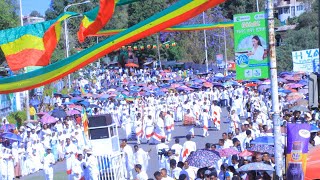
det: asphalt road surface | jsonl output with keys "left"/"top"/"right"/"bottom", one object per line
{"left": 23, "top": 107, "right": 230, "bottom": 179}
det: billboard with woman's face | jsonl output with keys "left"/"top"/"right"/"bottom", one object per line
{"left": 234, "top": 12, "right": 270, "bottom": 80}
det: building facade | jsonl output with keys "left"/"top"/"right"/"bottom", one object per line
{"left": 275, "top": 0, "right": 306, "bottom": 23}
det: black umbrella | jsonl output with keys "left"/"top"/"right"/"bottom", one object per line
{"left": 51, "top": 108, "right": 67, "bottom": 119}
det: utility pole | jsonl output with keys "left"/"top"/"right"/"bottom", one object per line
{"left": 202, "top": 12, "right": 209, "bottom": 73}
{"left": 223, "top": 27, "right": 228, "bottom": 76}
{"left": 156, "top": 34, "right": 162, "bottom": 69}
{"left": 267, "top": 0, "right": 283, "bottom": 178}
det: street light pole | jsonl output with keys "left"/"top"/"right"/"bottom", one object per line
{"left": 202, "top": 12, "right": 209, "bottom": 73}
{"left": 267, "top": 0, "right": 283, "bottom": 178}
{"left": 19, "top": 0, "right": 30, "bottom": 119}
{"left": 223, "top": 27, "right": 228, "bottom": 76}
{"left": 156, "top": 34, "right": 162, "bottom": 69}
{"left": 256, "top": 0, "right": 260, "bottom": 12}
{"left": 64, "top": 0, "right": 91, "bottom": 89}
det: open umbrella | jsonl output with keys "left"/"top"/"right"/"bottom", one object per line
{"left": 310, "top": 124, "right": 320, "bottom": 132}
{"left": 217, "top": 148, "right": 239, "bottom": 157}
{"left": 251, "top": 136, "right": 274, "bottom": 145}
{"left": 215, "top": 73, "right": 224, "bottom": 78}
{"left": 248, "top": 144, "right": 274, "bottom": 154}
{"left": 237, "top": 162, "right": 274, "bottom": 172}
{"left": 125, "top": 62, "right": 139, "bottom": 68}
{"left": 40, "top": 114, "right": 59, "bottom": 124}
{"left": 238, "top": 149, "right": 253, "bottom": 157}
{"left": 289, "top": 105, "right": 309, "bottom": 112}
{"left": 66, "top": 109, "right": 81, "bottom": 116}
{"left": 186, "top": 149, "right": 221, "bottom": 168}
{"left": 51, "top": 108, "right": 67, "bottom": 119}
{"left": 203, "top": 82, "right": 213, "bottom": 88}
{"left": 1, "top": 132, "right": 22, "bottom": 141}
{"left": 0, "top": 124, "right": 16, "bottom": 132}
{"left": 245, "top": 83, "right": 258, "bottom": 87}
{"left": 286, "top": 92, "right": 304, "bottom": 103}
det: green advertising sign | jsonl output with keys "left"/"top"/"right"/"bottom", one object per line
{"left": 233, "top": 11, "right": 270, "bottom": 80}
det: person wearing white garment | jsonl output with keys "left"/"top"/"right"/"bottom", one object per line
{"left": 181, "top": 134, "right": 196, "bottom": 162}
{"left": 133, "top": 145, "right": 150, "bottom": 172}
{"left": 71, "top": 153, "right": 85, "bottom": 180}
{"left": 122, "top": 113, "right": 133, "bottom": 140}
{"left": 65, "top": 138, "right": 77, "bottom": 179}
{"left": 164, "top": 111, "right": 174, "bottom": 142}
{"left": 2, "top": 148, "right": 14, "bottom": 180}
{"left": 43, "top": 148, "right": 55, "bottom": 180}
{"left": 121, "top": 139, "right": 134, "bottom": 179}
{"left": 134, "top": 164, "right": 148, "bottom": 180}
{"left": 152, "top": 112, "right": 166, "bottom": 144}
{"left": 84, "top": 150, "right": 99, "bottom": 180}
{"left": 156, "top": 138, "right": 169, "bottom": 170}
{"left": 202, "top": 109, "right": 210, "bottom": 137}
{"left": 144, "top": 115, "right": 154, "bottom": 143}
{"left": 171, "top": 138, "right": 182, "bottom": 163}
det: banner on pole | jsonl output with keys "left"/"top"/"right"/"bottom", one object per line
{"left": 292, "top": 48, "right": 319, "bottom": 73}
{"left": 233, "top": 11, "right": 270, "bottom": 80}
{"left": 286, "top": 123, "right": 310, "bottom": 180}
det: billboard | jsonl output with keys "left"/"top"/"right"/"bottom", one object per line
{"left": 233, "top": 12, "right": 270, "bottom": 80}
{"left": 286, "top": 123, "right": 311, "bottom": 180}
{"left": 292, "top": 48, "right": 319, "bottom": 73}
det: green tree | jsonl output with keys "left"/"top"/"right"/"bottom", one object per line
{"left": 222, "top": 0, "right": 264, "bottom": 20}
{"left": 276, "top": 0, "right": 319, "bottom": 72}
{"left": 30, "top": 10, "right": 42, "bottom": 17}
{"left": 127, "top": 0, "right": 167, "bottom": 60}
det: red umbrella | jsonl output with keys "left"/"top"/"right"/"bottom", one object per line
{"left": 305, "top": 145, "right": 320, "bottom": 180}
{"left": 245, "top": 83, "right": 258, "bottom": 87}
{"left": 125, "top": 62, "right": 139, "bottom": 68}
{"left": 238, "top": 149, "right": 253, "bottom": 157}
{"left": 203, "top": 82, "right": 213, "bottom": 88}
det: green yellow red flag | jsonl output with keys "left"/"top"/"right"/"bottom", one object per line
{"left": 0, "top": 12, "right": 76, "bottom": 71}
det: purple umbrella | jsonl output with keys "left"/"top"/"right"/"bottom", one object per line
{"left": 0, "top": 124, "right": 16, "bottom": 132}
{"left": 186, "top": 149, "right": 221, "bottom": 168}
{"left": 217, "top": 148, "right": 240, "bottom": 157}
{"left": 67, "top": 109, "right": 81, "bottom": 116}
{"left": 289, "top": 84, "right": 304, "bottom": 88}
{"left": 40, "top": 114, "right": 58, "bottom": 124}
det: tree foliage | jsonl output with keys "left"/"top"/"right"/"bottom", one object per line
{"left": 276, "top": 0, "right": 319, "bottom": 72}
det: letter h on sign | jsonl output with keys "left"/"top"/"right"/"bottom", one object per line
{"left": 294, "top": 52, "right": 303, "bottom": 60}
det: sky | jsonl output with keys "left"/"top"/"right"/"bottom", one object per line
{"left": 21, "top": 0, "right": 51, "bottom": 16}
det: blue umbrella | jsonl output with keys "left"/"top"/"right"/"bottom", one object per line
{"left": 1, "top": 132, "right": 22, "bottom": 141}
{"left": 310, "top": 124, "right": 320, "bottom": 132}
{"left": 30, "top": 98, "right": 40, "bottom": 106}
{"left": 237, "top": 162, "right": 274, "bottom": 172}
{"left": 51, "top": 108, "right": 67, "bottom": 119}
{"left": 251, "top": 136, "right": 274, "bottom": 145}
{"left": 248, "top": 144, "right": 274, "bottom": 154}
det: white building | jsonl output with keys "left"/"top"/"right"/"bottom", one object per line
{"left": 23, "top": 16, "right": 45, "bottom": 25}
{"left": 275, "top": 0, "right": 306, "bottom": 23}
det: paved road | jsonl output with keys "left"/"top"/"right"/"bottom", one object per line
{"left": 23, "top": 107, "right": 230, "bottom": 179}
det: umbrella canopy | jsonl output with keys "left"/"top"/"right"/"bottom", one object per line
{"left": 40, "top": 114, "right": 59, "bottom": 124}
{"left": 66, "top": 109, "right": 81, "bottom": 116}
{"left": 248, "top": 144, "right": 274, "bottom": 154}
{"left": 51, "top": 108, "right": 67, "bottom": 119}
{"left": 306, "top": 145, "right": 320, "bottom": 179}
{"left": 298, "top": 88, "right": 308, "bottom": 95}
{"left": 203, "top": 82, "right": 213, "bottom": 88}
{"left": 0, "top": 124, "right": 16, "bottom": 132}
{"left": 310, "top": 124, "right": 320, "bottom": 132}
{"left": 237, "top": 162, "right": 274, "bottom": 172}
{"left": 286, "top": 92, "right": 304, "bottom": 103}
{"left": 186, "top": 149, "right": 221, "bottom": 168}
{"left": 289, "top": 83, "right": 304, "bottom": 88}
{"left": 214, "top": 73, "right": 224, "bottom": 78}
{"left": 125, "top": 62, "right": 139, "bottom": 68}
{"left": 251, "top": 136, "right": 274, "bottom": 145}
{"left": 1, "top": 132, "right": 22, "bottom": 141}
{"left": 238, "top": 150, "right": 253, "bottom": 157}
{"left": 217, "top": 148, "right": 239, "bottom": 157}
{"left": 289, "top": 105, "right": 309, "bottom": 112}
{"left": 245, "top": 83, "right": 258, "bottom": 87}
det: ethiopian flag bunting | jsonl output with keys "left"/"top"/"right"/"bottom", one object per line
{"left": 78, "top": 0, "right": 117, "bottom": 43}
{"left": 0, "top": 12, "right": 76, "bottom": 71}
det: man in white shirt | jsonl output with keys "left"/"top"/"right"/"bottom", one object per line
{"left": 171, "top": 138, "right": 183, "bottom": 163}
{"left": 156, "top": 138, "right": 169, "bottom": 169}
{"left": 169, "top": 159, "right": 182, "bottom": 179}
{"left": 133, "top": 145, "right": 150, "bottom": 172}
{"left": 121, "top": 139, "right": 134, "bottom": 179}
{"left": 134, "top": 164, "right": 148, "bottom": 180}
{"left": 71, "top": 153, "right": 85, "bottom": 180}
{"left": 84, "top": 150, "right": 99, "bottom": 180}
{"left": 43, "top": 148, "right": 55, "bottom": 180}
{"left": 314, "top": 131, "right": 320, "bottom": 146}
{"left": 161, "top": 168, "right": 174, "bottom": 180}
{"left": 181, "top": 134, "right": 196, "bottom": 161}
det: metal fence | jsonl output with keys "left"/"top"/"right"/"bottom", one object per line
{"left": 96, "top": 152, "right": 126, "bottom": 180}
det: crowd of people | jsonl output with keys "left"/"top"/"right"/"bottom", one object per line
{"left": 0, "top": 63, "right": 318, "bottom": 180}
